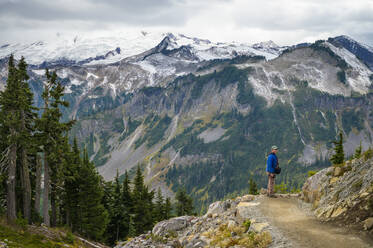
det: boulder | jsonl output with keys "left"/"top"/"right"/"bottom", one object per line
{"left": 302, "top": 167, "right": 331, "bottom": 204}
{"left": 241, "top": 195, "right": 255, "bottom": 202}
{"left": 260, "top": 188, "right": 267, "bottom": 195}
{"left": 329, "top": 177, "right": 339, "bottom": 184}
{"left": 249, "top": 222, "right": 269, "bottom": 233}
{"left": 334, "top": 167, "right": 343, "bottom": 177}
{"left": 205, "top": 200, "right": 231, "bottom": 216}
{"left": 236, "top": 202, "right": 260, "bottom": 221}
{"left": 152, "top": 216, "right": 194, "bottom": 236}
{"left": 363, "top": 217, "right": 373, "bottom": 230}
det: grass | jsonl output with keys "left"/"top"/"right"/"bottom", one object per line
{"left": 202, "top": 222, "right": 272, "bottom": 248}
{"left": 0, "top": 218, "right": 88, "bottom": 248}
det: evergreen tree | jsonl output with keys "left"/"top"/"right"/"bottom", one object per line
{"left": 62, "top": 137, "right": 80, "bottom": 229}
{"left": 37, "top": 69, "right": 74, "bottom": 226}
{"left": 78, "top": 149, "right": 108, "bottom": 240}
{"left": 354, "top": 142, "right": 362, "bottom": 159}
{"left": 0, "top": 54, "right": 18, "bottom": 222}
{"left": 17, "top": 57, "right": 37, "bottom": 223}
{"left": 121, "top": 170, "right": 131, "bottom": 238}
{"left": 106, "top": 170, "right": 126, "bottom": 244}
{"left": 154, "top": 188, "right": 165, "bottom": 222}
{"left": 0, "top": 55, "right": 37, "bottom": 223}
{"left": 132, "top": 165, "right": 154, "bottom": 235}
{"left": 175, "top": 187, "right": 194, "bottom": 216}
{"left": 164, "top": 197, "right": 172, "bottom": 220}
{"left": 330, "top": 132, "right": 344, "bottom": 165}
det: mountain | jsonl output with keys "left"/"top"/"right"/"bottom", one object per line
{"left": 0, "top": 32, "right": 373, "bottom": 211}
{"left": 328, "top": 35, "right": 373, "bottom": 71}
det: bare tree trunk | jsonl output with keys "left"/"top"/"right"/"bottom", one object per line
{"left": 21, "top": 150, "right": 32, "bottom": 223}
{"left": 34, "top": 154, "right": 41, "bottom": 218}
{"left": 43, "top": 152, "right": 50, "bottom": 226}
{"left": 20, "top": 110, "right": 32, "bottom": 223}
{"left": 51, "top": 188, "right": 56, "bottom": 227}
{"left": 6, "top": 129, "right": 17, "bottom": 222}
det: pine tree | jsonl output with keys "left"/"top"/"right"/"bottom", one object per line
{"left": 78, "top": 149, "right": 108, "bottom": 240}
{"left": 132, "top": 165, "right": 154, "bottom": 235}
{"left": 330, "top": 132, "right": 344, "bottom": 165}
{"left": 354, "top": 142, "right": 362, "bottom": 159}
{"left": 132, "top": 165, "right": 145, "bottom": 235}
{"left": 37, "top": 69, "right": 74, "bottom": 226}
{"left": 63, "top": 137, "right": 81, "bottom": 230}
{"left": 0, "top": 55, "right": 37, "bottom": 223}
{"left": 154, "top": 188, "right": 164, "bottom": 222}
{"left": 121, "top": 170, "right": 131, "bottom": 239}
{"left": 164, "top": 197, "right": 172, "bottom": 220}
{"left": 0, "top": 55, "right": 18, "bottom": 222}
{"left": 175, "top": 187, "right": 194, "bottom": 216}
{"left": 106, "top": 170, "right": 125, "bottom": 244}
{"left": 17, "top": 57, "right": 37, "bottom": 223}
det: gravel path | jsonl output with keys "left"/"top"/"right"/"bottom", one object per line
{"left": 258, "top": 196, "right": 373, "bottom": 248}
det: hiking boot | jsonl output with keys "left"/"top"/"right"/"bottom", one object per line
{"left": 268, "top": 194, "right": 278, "bottom": 198}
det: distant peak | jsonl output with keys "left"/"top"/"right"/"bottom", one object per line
{"left": 252, "top": 40, "right": 279, "bottom": 49}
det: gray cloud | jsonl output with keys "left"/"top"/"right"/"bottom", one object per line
{"left": 0, "top": 0, "right": 372, "bottom": 46}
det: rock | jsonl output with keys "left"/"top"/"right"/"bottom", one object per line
{"left": 329, "top": 177, "right": 339, "bottom": 184}
{"left": 334, "top": 167, "right": 343, "bottom": 177}
{"left": 363, "top": 218, "right": 373, "bottom": 230}
{"left": 331, "top": 206, "right": 347, "bottom": 218}
{"left": 205, "top": 201, "right": 231, "bottom": 216}
{"left": 249, "top": 222, "right": 269, "bottom": 233}
{"left": 236, "top": 202, "right": 260, "bottom": 221}
{"left": 241, "top": 194, "right": 255, "bottom": 202}
{"left": 227, "top": 220, "right": 237, "bottom": 229}
{"left": 359, "top": 192, "right": 369, "bottom": 198}
{"left": 260, "top": 188, "right": 267, "bottom": 195}
{"left": 152, "top": 216, "right": 193, "bottom": 236}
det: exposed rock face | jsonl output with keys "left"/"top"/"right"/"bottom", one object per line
{"left": 302, "top": 157, "right": 373, "bottom": 233}
{"left": 115, "top": 195, "right": 294, "bottom": 248}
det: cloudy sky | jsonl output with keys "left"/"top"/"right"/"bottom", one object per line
{"left": 1, "top": 0, "right": 373, "bottom": 46}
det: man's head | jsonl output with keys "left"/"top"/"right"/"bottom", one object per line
{"left": 271, "top": 145, "right": 279, "bottom": 154}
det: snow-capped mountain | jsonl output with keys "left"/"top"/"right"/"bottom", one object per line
{"left": 328, "top": 35, "right": 373, "bottom": 71}
{"left": 0, "top": 31, "right": 286, "bottom": 67}
{"left": 1, "top": 32, "right": 373, "bottom": 205}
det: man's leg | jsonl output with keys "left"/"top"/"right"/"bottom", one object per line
{"left": 270, "top": 174, "right": 275, "bottom": 195}
{"left": 267, "top": 174, "right": 272, "bottom": 196}
{"left": 268, "top": 174, "right": 275, "bottom": 196}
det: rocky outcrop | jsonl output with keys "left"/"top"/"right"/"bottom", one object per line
{"left": 302, "top": 156, "right": 373, "bottom": 233}
{"left": 115, "top": 194, "right": 296, "bottom": 248}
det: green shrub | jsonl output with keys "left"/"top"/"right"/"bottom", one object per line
{"left": 274, "top": 182, "right": 288, "bottom": 193}
{"left": 351, "top": 179, "right": 363, "bottom": 191}
{"left": 307, "top": 170, "right": 317, "bottom": 177}
{"left": 363, "top": 148, "right": 373, "bottom": 161}
{"left": 64, "top": 231, "right": 75, "bottom": 244}
{"left": 243, "top": 220, "right": 251, "bottom": 232}
{"left": 15, "top": 212, "right": 28, "bottom": 230}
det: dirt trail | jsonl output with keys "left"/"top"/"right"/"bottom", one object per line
{"left": 259, "top": 197, "right": 373, "bottom": 248}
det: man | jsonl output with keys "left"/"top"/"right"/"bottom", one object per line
{"left": 266, "top": 145, "right": 279, "bottom": 197}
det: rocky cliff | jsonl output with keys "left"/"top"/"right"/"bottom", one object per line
{"left": 302, "top": 152, "right": 373, "bottom": 233}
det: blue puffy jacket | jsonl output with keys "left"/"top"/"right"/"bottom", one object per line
{"left": 266, "top": 153, "right": 278, "bottom": 173}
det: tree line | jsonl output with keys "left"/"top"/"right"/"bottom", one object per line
{"left": 0, "top": 55, "right": 194, "bottom": 245}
